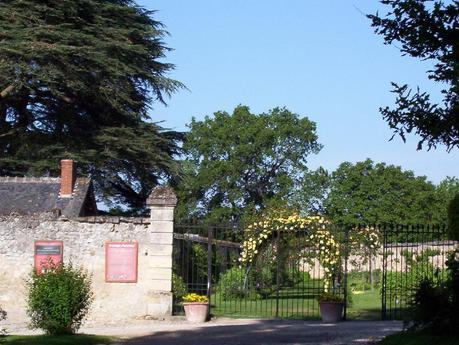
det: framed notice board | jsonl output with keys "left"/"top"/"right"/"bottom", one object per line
{"left": 34, "top": 241, "right": 63, "bottom": 273}
{"left": 105, "top": 242, "right": 138, "bottom": 283}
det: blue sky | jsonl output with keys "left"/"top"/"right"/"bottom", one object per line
{"left": 138, "top": 0, "right": 457, "bottom": 183}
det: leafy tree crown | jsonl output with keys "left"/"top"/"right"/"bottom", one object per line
{"left": 0, "top": 0, "right": 183, "bottom": 211}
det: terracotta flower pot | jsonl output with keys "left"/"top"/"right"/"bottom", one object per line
{"left": 319, "top": 301, "right": 344, "bottom": 323}
{"left": 183, "top": 302, "right": 209, "bottom": 323}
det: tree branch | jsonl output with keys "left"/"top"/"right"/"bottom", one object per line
{"left": 0, "top": 129, "right": 18, "bottom": 138}
{"left": 0, "top": 85, "right": 15, "bottom": 98}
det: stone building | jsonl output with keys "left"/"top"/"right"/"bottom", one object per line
{"left": 0, "top": 160, "right": 176, "bottom": 329}
{"left": 0, "top": 159, "right": 97, "bottom": 217}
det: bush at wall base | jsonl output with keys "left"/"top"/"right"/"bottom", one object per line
{"left": 0, "top": 306, "right": 7, "bottom": 336}
{"left": 182, "top": 293, "right": 209, "bottom": 323}
{"left": 318, "top": 293, "right": 344, "bottom": 323}
{"left": 26, "top": 261, "right": 94, "bottom": 335}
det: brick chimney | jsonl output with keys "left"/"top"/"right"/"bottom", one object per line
{"left": 60, "top": 159, "right": 75, "bottom": 197}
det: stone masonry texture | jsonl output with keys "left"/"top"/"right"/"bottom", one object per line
{"left": 0, "top": 212, "right": 174, "bottom": 329}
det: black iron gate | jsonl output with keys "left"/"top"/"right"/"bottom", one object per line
{"left": 173, "top": 223, "right": 348, "bottom": 319}
{"left": 173, "top": 223, "right": 453, "bottom": 320}
{"left": 381, "top": 225, "right": 452, "bottom": 320}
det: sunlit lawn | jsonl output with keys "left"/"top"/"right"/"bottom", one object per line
{"left": 211, "top": 288, "right": 322, "bottom": 319}
{"left": 1, "top": 334, "right": 115, "bottom": 345}
{"left": 347, "top": 288, "right": 382, "bottom": 320}
{"left": 208, "top": 277, "right": 382, "bottom": 320}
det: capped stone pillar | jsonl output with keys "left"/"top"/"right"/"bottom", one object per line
{"left": 145, "top": 187, "right": 177, "bottom": 317}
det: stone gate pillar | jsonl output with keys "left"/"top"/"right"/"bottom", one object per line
{"left": 146, "top": 187, "right": 177, "bottom": 317}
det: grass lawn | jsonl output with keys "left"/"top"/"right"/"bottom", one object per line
{"left": 347, "top": 288, "right": 381, "bottom": 320}
{"left": 211, "top": 290, "right": 321, "bottom": 319}
{"left": 379, "top": 331, "right": 459, "bottom": 345}
{"left": 206, "top": 277, "right": 383, "bottom": 320}
{"left": 174, "top": 272, "right": 383, "bottom": 320}
{"left": 1, "top": 334, "right": 116, "bottom": 345}
{"left": 210, "top": 278, "right": 323, "bottom": 319}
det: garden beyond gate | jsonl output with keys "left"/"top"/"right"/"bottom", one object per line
{"left": 173, "top": 220, "right": 453, "bottom": 320}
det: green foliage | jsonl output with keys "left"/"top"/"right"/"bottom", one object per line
{"left": 293, "top": 167, "right": 330, "bottom": 215}
{"left": 411, "top": 279, "right": 450, "bottom": 332}
{"left": 191, "top": 244, "right": 208, "bottom": 279}
{"left": 401, "top": 248, "right": 441, "bottom": 267}
{"left": 252, "top": 264, "right": 277, "bottom": 297}
{"left": 216, "top": 267, "right": 249, "bottom": 300}
{"left": 177, "top": 105, "right": 321, "bottom": 222}
{"left": 368, "top": 1, "right": 459, "bottom": 150}
{"left": 447, "top": 194, "right": 459, "bottom": 241}
{"left": 384, "top": 248, "right": 447, "bottom": 312}
{"left": 436, "top": 178, "right": 459, "bottom": 215}
{"left": 216, "top": 242, "right": 313, "bottom": 302}
{"left": 172, "top": 272, "right": 187, "bottom": 303}
{"left": 324, "top": 159, "right": 444, "bottom": 225}
{"left": 2, "top": 334, "right": 115, "bottom": 345}
{"left": 0, "top": 0, "right": 183, "bottom": 212}
{"left": 410, "top": 249, "right": 459, "bottom": 335}
{"left": 284, "top": 269, "right": 311, "bottom": 288}
{"left": 348, "top": 270, "right": 381, "bottom": 291}
{"left": 26, "top": 262, "right": 93, "bottom": 335}
{"left": 216, "top": 265, "right": 275, "bottom": 301}
{"left": 0, "top": 306, "right": 6, "bottom": 337}
{"left": 317, "top": 292, "right": 344, "bottom": 303}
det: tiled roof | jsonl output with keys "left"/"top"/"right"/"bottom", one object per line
{"left": 0, "top": 177, "right": 95, "bottom": 217}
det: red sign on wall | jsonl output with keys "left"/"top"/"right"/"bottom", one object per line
{"left": 105, "top": 242, "right": 138, "bottom": 283}
{"left": 34, "top": 241, "right": 63, "bottom": 273}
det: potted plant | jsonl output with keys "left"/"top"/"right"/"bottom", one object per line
{"left": 182, "top": 293, "right": 209, "bottom": 323}
{"left": 318, "top": 292, "right": 345, "bottom": 323}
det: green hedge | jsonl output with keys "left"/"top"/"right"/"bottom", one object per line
{"left": 26, "top": 262, "right": 93, "bottom": 335}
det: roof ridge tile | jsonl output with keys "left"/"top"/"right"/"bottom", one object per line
{"left": 0, "top": 176, "right": 60, "bottom": 184}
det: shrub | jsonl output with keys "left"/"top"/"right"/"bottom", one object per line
{"left": 191, "top": 244, "right": 208, "bottom": 280}
{"left": 0, "top": 306, "right": 6, "bottom": 337}
{"left": 384, "top": 248, "right": 446, "bottom": 309}
{"left": 318, "top": 292, "right": 344, "bottom": 303}
{"left": 348, "top": 270, "right": 381, "bottom": 291}
{"left": 447, "top": 193, "right": 459, "bottom": 241}
{"left": 172, "top": 272, "right": 187, "bottom": 302}
{"left": 410, "top": 278, "right": 449, "bottom": 333}
{"left": 285, "top": 269, "right": 311, "bottom": 287}
{"left": 216, "top": 267, "right": 249, "bottom": 300}
{"left": 410, "top": 249, "right": 459, "bottom": 335}
{"left": 252, "top": 264, "right": 276, "bottom": 296}
{"left": 26, "top": 261, "right": 93, "bottom": 335}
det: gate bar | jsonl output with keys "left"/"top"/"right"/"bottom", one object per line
{"left": 343, "top": 227, "right": 349, "bottom": 321}
{"left": 381, "top": 225, "right": 387, "bottom": 320}
{"left": 207, "top": 226, "right": 213, "bottom": 314}
{"left": 275, "top": 229, "right": 280, "bottom": 318}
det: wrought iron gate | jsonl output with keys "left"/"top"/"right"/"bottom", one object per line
{"left": 381, "top": 225, "right": 452, "bottom": 320}
{"left": 173, "top": 223, "right": 453, "bottom": 320}
{"left": 173, "top": 223, "right": 348, "bottom": 319}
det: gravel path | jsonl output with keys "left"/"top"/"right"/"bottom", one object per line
{"left": 82, "top": 318, "right": 403, "bottom": 345}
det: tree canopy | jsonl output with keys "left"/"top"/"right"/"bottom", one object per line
{"left": 447, "top": 193, "right": 459, "bottom": 240}
{"left": 177, "top": 105, "right": 322, "bottom": 222}
{"left": 294, "top": 167, "right": 330, "bottom": 216}
{"left": 435, "top": 176, "right": 459, "bottom": 217}
{"left": 368, "top": 0, "right": 458, "bottom": 151}
{"left": 0, "top": 0, "right": 183, "bottom": 212}
{"left": 323, "top": 159, "right": 445, "bottom": 225}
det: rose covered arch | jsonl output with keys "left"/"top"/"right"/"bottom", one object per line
{"left": 238, "top": 214, "right": 380, "bottom": 291}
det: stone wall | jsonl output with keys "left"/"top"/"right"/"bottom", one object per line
{"left": 0, "top": 188, "right": 176, "bottom": 329}
{"left": 301, "top": 241, "right": 456, "bottom": 279}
